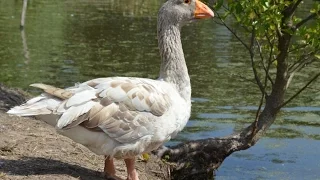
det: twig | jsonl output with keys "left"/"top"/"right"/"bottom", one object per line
{"left": 250, "top": 87, "right": 265, "bottom": 138}
{"left": 213, "top": 19, "right": 224, "bottom": 26}
{"left": 295, "top": 12, "right": 319, "bottom": 29}
{"left": 288, "top": 50, "right": 318, "bottom": 73}
{"left": 232, "top": 74, "right": 257, "bottom": 85}
{"left": 252, "top": 5, "right": 275, "bottom": 87}
{"left": 278, "top": 72, "right": 320, "bottom": 109}
{"left": 250, "top": 40, "right": 270, "bottom": 139}
{"left": 289, "top": 44, "right": 309, "bottom": 53}
{"left": 150, "top": 170, "right": 165, "bottom": 175}
{"left": 286, "top": 72, "right": 295, "bottom": 89}
{"left": 216, "top": 12, "right": 250, "bottom": 52}
{"left": 255, "top": 39, "right": 274, "bottom": 88}
{"left": 249, "top": 29, "right": 269, "bottom": 138}
{"left": 249, "top": 29, "right": 265, "bottom": 94}
{"left": 265, "top": 34, "right": 275, "bottom": 86}
{"left": 255, "top": 40, "right": 264, "bottom": 63}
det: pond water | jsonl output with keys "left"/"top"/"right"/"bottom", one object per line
{"left": 0, "top": 0, "right": 319, "bottom": 179}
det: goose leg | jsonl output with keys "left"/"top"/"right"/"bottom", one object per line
{"left": 104, "top": 156, "right": 116, "bottom": 177}
{"left": 124, "top": 158, "right": 139, "bottom": 180}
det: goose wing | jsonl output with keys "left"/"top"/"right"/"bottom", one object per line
{"left": 12, "top": 77, "right": 172, "bottom": 143}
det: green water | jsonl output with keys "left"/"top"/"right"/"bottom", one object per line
{"left": 0, "top": 0, "right": 319, "bottom": 179}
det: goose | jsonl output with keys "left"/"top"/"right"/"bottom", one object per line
{"left": 8, "top": 0, "right": 214, "bottom": 179}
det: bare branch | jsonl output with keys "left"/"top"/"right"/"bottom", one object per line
{"left": 213, "top": 19, "right": 224, "bottom": 26}
{"left": 295, "top": 12, "right": 319, "bottom": 29}
{"left": 286, "top": 72, "right": 295, "bottom": 89}
{"left": 231, "top": 74, "right": 257, "bottom": 85}
{"left": 255, "top": 40, "right": 268, "bottom": 72}
{"left": 279, "top": 72, "right": 320, "bottom": 109}
{"left": 289, "top": 0, "right": 303, "bottom": 17}
{"left": 286, "top": 56, "right": 316, "bottom": 89}
{"left": 251, "top": 87, "right": 265, "bottom": 138}
{"left": 289, "top": 44, "right": 309, "bottom": 53}
{"left": 249, "top": 29, "right": 265, "bottom": 94}
{"left": 222, "top": 4, "right": 229, "bottom": 11}
{"left": 251, "top": 38, "right": 274, "bottom": 137}
{"left": 256, "top": 39, "right": 274, "bottom": 86}
{"left": 265, "top": 34, "right": 276, "bottom": 85}
{"left": 215, "top": 12, "right": 251, "bottom": 52}
{"left": 282, "top": 0, "right": 303, "bottom": 20}
{"left": 289, "top": 50, "right": 318, "bottom": 73}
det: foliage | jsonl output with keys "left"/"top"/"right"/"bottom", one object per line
{"left": 213, "top": 0, "right": 320, "bottom": 106}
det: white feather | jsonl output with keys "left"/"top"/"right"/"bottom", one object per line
{"left": 56, "top": 101, "right": 68, "bottom": 113}
{"left": 45, "top": 99, "right": 62, "bottom": 111}
{"left": 57, "top": 100, "right": 96, "bottom": 129}
{"left": 66, "top": 90, "right": 96, "bottom": 107}
{"left": 106, "top": 86, "right": 127, "bottom": 102}
{"left": 95, "top": 82, "right": 111, "bottom": 91}
{"left": 7, "top": 106, "right": 51, "bottom": 116}
{"left": 7, "top": 95, "right": 61, "bottom": 116}
{"left": 131, "top": 96, "right": 145, "bottom": 111}
{"left": 26, "top": 95, "right": 46, "bottom": 104}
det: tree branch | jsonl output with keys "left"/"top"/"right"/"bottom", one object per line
{"left": 290, "top": 0, "right": 303, "bottom": 16}
{"left": 256, "top": 38, "right": 274, "bottom": 86}
{"left": 288, "top": 50, "right": 318, "bottom": 73}
{"left": 282, "top": 0, "right": 303, "bottom": 20}
{"left": 213, "top": 19, "right": 224, "bottom": 26}
{"left": 295, "top": 12, "right": 319, "bottom": 29}
{"left": 250, "top": 85, "right": 265, "bottom": 138}
{"left": 231, "top": 74, "right": 258, "bottom": 85}
{"left": 251, "top": 39, "right": 274, "bottom": 139}
{"left": 278, "top": 72, "right": 320, "bottom": 109}
{"left": 249, "top": 29, "right": 265, "bottom": 94}
{"left": 289, "top": 44, "right": 309, "bottom": 53}
{"left": 216, "top": 12, "right": 251, "bottom": 52}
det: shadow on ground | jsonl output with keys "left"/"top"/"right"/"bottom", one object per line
{"left": 0, "top": 156, "right": 105, "bottom": 180}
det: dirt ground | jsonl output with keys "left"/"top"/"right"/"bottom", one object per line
{"left": 0, "top": 85, "right": 167, "bottom": 180}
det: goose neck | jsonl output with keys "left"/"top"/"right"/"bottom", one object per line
{"left": 157, "top": 23, "right": 191, "bottom": 101}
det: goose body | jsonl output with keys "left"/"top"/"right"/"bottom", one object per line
{"left": 13, "top": 77, "right": 190, "bottom": 158}
{"left": 8, "top": 0, "right": 214, "bottom": 179}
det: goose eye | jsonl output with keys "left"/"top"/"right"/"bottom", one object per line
{"left": 184, "top": 0, "right": 191, "bottom": 4}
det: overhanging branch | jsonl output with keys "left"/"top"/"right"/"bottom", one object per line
{"left": 249, "top": 29, "right": 265, "bottom": 94}
{"left": 278, "top": 72, "right": 320, "bottom": 109}
{"left": 282, "top": 0, "right": 303, "bottom": 20}
{"left": 256, "top": 38, "right": 274, "bottom": 87}
{"left": 215, "top": 12, "right": 251, "bottom": 52}
{"left": 288, "top": 50, "right": 319, "bottom": 73}
{"left": 295, "top": 12, "right": 319, "bottom": 29}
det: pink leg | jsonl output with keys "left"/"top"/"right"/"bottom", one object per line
{"left": 104, "top": 156, "right": 116, "bottom": 177}
{"left": 124, "top": 158, "right": 139, "bottom": 180}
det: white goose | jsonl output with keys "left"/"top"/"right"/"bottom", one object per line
{"left": 8, "top": 0, "right": 214, "bottom": 179}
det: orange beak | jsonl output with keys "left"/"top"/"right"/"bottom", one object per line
{"left": 194, "top": 0, "right": 214, "bottom": 19}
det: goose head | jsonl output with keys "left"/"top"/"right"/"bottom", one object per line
{"left": 158, "top": 0, "right": 214, "bottom": 27}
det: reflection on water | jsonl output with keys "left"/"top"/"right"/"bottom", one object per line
{"left": 0, "top": 0, "right": 319, "bottom": 179}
